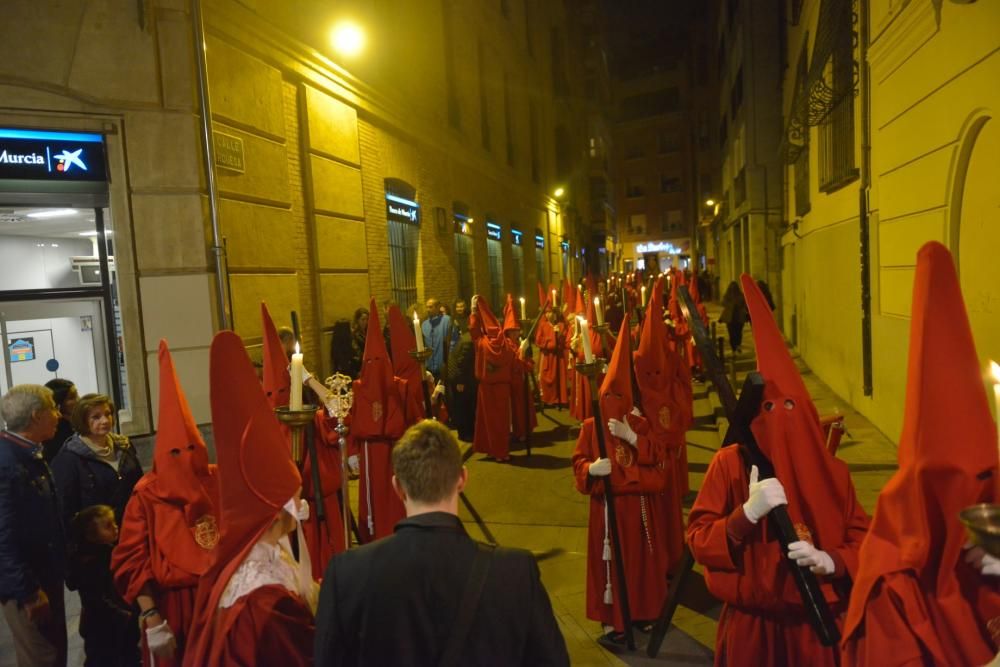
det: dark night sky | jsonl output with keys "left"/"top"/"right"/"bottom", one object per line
{"left": 601, "top": 0, "right": 704, "bottom": 77}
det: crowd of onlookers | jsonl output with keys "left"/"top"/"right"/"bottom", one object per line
{"left": 1, "top": 380, "right": 144, "bottom": 666}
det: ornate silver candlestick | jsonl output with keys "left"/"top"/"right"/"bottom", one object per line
{"left": 324, "top": 372, "right": 354, "bottom": 550}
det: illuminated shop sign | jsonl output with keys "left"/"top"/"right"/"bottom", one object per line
{"left": 385, "top": 193, "right": 420, "bottom": 224}
{"left": 0, "top": 128, "right": 107, "bottom": 185}
{"left": 560, "top": 240, "right": 570, "bottom": 251}
{"left": 535, "top": 234, "right": 545, "bottom": 249}
{"left": 511, "top": 229, "right": 523, "bottom": 245}
{"left": 636, "top": 241, "right": 682, "bottom": 254}
{"left": 486, "top": 222, "right": 502, "bottom": 241}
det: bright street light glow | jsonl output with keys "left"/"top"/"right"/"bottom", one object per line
{"left": 554, "top": 187, "right": 565, "bottom": 198}
{"left": 27, "top": 208, "right": 77, "bottom": 219}
{"left": 331, "top": 21, "right": 365, "bottom": 57}
{"left": 705, "top": 199, "right": 716, "bottom": 207}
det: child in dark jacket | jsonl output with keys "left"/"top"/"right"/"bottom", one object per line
{"left": 67, "top": 504, "right": 141, "bottom": 667}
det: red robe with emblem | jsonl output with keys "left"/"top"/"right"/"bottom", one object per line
{"left": 686, "top": 276, "right": 870, "bottom": 666}
{"left": 634, "top": 278, "right": 689, "bottom": 572}
{"left": 841, "top": 242, "right": 1000, "bottom": 667}
{"left": 260, "top": 303, "right": 347, "bottom": 570}
{"left": 113, "top": 341, "right": 219, "bottom": 667}
{"left": 571, "top": 318, "right": 671, "bottom": 631}
{"left": 352, "top": 300, "right": 408, "bottom": 542}
{"left": 183, "top": 332, "right": 313, "bottom": 667}
{"left": 535, "top": 317, "right": 568, "bottom": 406}
{"left": 471, "top": 296, "right": 514, "bottom": 460}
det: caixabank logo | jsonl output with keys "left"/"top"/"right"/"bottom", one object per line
{"left": 0, "top": 128, "right": 106, "bottom": 182}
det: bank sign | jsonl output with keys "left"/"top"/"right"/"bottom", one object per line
{"left": 385, "top": 193, "right": 420, "bottom": 224}
{"left": 0, "top": 129, "right": 107, "bottom": 183}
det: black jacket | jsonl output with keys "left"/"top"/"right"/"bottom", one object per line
{"left": 0, "top": 431, "right": 65, "bottom": 603}
{"left": 50, "top": 433, "right": 143, "bottom": 529}
{"left": 315, "top": 512, "right": 569, "bottom": 667}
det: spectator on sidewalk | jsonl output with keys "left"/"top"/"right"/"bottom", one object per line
{"left": 0, "top": 384, "right": 67, "bottom": 667}
{"left": 315, "top": 420, "right": 569, "bottom": 666}
{"left": 42, "top": 378, "right": 77, "bottom": 462}
{"left": 421, "top": 298, "right": 451, "bottom": 378}
{"left": 719, "top": 281, "right": 748, "bottom": 354}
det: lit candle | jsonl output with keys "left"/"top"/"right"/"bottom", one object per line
{"left": 519, "top": 297, "right": 526, "bottom": 320}
{"left": 413, "top": 312, "right": 424, "bottom": 352}
{"left": 290, "top": 342, "right": 303, "bottom": 410}
{"left": 641, "top": 285, "right": 647, "bottom": 307}
{"left": 594, "top": 296, "right": 604, "bottom": 326}
{"left": 551, "top": 288, "right": 557, "bottom": 308}
{"left": 578, "top": 317, "right": 594, "bottom": 363}
{"left": 991, "top": 361, "right": 1000, "bottom": 457}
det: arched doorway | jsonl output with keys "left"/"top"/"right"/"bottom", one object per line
{"left": 955, "top": 115, "right": 1000, "bottom": 363}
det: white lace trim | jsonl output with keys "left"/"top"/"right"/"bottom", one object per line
{"left": 218, "top": 541, "right": 299, "bottom": 609}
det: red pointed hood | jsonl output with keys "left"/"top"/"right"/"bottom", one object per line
{"left": 741, "top": 274, "right": 853, "bottom": 557}
{"left": 260, "top": 302, "right": 290, "bottom": 410}
{"left": 562, "top": 279, "right": 574, "bottom": 313}
{"left": 537, "top": 282, "right": 547, "bottom": 313}
{"left": 470, "top": 294, "right": 502, "bottom": 338}
{"left": 387, "top": 305, "right": 423, "bottom": 387}
{"left": 202, "top": 332, "right": 301, "bottom": 620}
{"left": 352, "top": 299, "right": 406, "bottom": 440}
{"left": 689, "top": 266, "right": 702, "bottom": 303}
{"left": 574, "top": 287, "right": 586, "bottom": 316}
{"left": 151, "top": 340, "right": 214, "bottom": 519}
{"left": 599, "top": 318, "right": 634, "bottom": 425}
{"left": 842, "top": 243, "right": 1000, "bottom": 660}
{"left": 636, "top": 278, "right": 670, "bottom": 396}
{"left": 502, "top": 294, "right": 520, "bottom": 334}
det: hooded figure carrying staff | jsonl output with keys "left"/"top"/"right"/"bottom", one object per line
{"left": 686, "top": 276, "right": 870, "bottom": 666}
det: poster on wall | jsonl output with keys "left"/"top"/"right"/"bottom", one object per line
{"left": 8, "top": 338, "right": 35, "bottom": 362}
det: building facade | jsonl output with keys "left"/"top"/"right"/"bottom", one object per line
{"left": 710, "top": 0, "right": 784, "bottom": 304}
{"left": 0, "top": 0, "right": 593, "bottom": 433}
{"left": 775, "top": 0, "right": 1000, "bottom": 438}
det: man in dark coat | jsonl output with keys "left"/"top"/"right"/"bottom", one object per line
{"left": 0, "top": 384, "right": 67, "bottom": 667}
{"left": 315, "top": 420, "right": 569, "bottom": 666}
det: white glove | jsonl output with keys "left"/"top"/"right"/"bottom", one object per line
{"left": 287, "top": 364, "right": 313, "bottom": 384}
{"left": 630, "top": 406, "right": 642, "bottom": 417}
{"left": 607, "top": 418, "right": 637, "bottom": 445}
{"left": 964, "top": 542, "right": 1000, "bottom": 576}
{"left": 788, "top": 540, "right": 835, "bottom": 575}
{"left": 742, "top": 465, "right": 787, "bottom": 524}
{"left": 432, "top": 382, "right": 445, "bottom": 399}
{"left": 145, "top": 620, "right": 176, "bottom": 658}
{"left": 348, "top": 454, "right": 360, "bottom": 474}
{"left": 589, "top": 457, "right": 612, "bottom": 477}
{"left": 519, "top": 339, "right": 530, "bottom": 355}
{"left": 424, "top": 370, "right": 434, "bottom": 383}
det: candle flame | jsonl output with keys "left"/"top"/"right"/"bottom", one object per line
{"left": 294, "top": 342, "right": 300, "bottom": 355}
{"left": 519, "top": 296, "right": 525, "bottom": 303}
{"left": 593, "top": 297, "right": 599, "bottom": 306}
{"left": 991, "top": 360, "right": 1000, "bottom": 384}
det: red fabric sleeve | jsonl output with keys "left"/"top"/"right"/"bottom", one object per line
{"left": 571, "top": 420, "right": 600, "bottom": 496}
{"left": 111, "top": 492, "right": 156, "bottom": 604}
{"left": 826, "top": 482, "right": 871, "bottom": 581}
{"left": 687, "top": 447, "right": 744, "bottom": 571}
{"left": 214, "top": 585, "right": 315, "bottom": 667}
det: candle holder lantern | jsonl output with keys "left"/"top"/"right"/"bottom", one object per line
{"left": 324, "top": 372, "right": 354, "bottom": 550}
{"left": 275, "top": 404, "right": 318, "bottom": 465}
{"left": 960, "top": 504, "right": 1000, "bottom": 558}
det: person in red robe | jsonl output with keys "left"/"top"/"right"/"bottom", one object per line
{"left": 112, "top": 341, "right": 219, "bottom": 666}
{"left": 536, "top": 307, "right": 568, "bottom": 408}
{"left": 841, "top": 241, "right": 1000, "bottom": 666}
{"left": 183, "top": 331, "right": 315, "bottom": 667}
{"left": 260, "top": 303, "right": 346, "bottom": 575}
{"left": 634, "top": 277, "right": 688, "bottom": 574}
{"left": 686, "top": 275, "right": 870, "bottom": 666}
{"left": 350, "top": 299, "right": 408, "bottom": 542}
{"left": 572, "top": 318, "right": 671, "bottom": 642}
{"left": 503, "top": 295, "right": 537, "bottom": 443}
{"left": 387, "top": 305, "right": 430, "bottom": 424}
{"left": 470, "top": 294, "right": 514, "bottom": 461}
{"left": 665, "top": 271, "right": 693, "bottom": 496}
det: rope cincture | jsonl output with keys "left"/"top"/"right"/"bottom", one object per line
{"left": 364, "top": 441, "right": 374, "bottom": 534}
{"left": 603, "top": 499, "right": 613, "bottom": 605}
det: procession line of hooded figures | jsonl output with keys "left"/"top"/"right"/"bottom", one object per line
{"left": 101, "top": 240, "right": 999, "bottom": 665}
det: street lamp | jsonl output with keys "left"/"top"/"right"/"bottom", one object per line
{"left": 705, "top": 198, "right": 716, "bottom": 207}
{"left": 554, "top": 186, "right": 566, "bottom": 198}
{"left": 331, "top": 20, "right": 365, "bottom": 57}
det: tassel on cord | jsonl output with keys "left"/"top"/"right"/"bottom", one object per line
{"left": 603, "top": 499, "right": 613, "bottom": 605}
{"left": 365, "top": 442, "right": 374, "bottom": 534}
